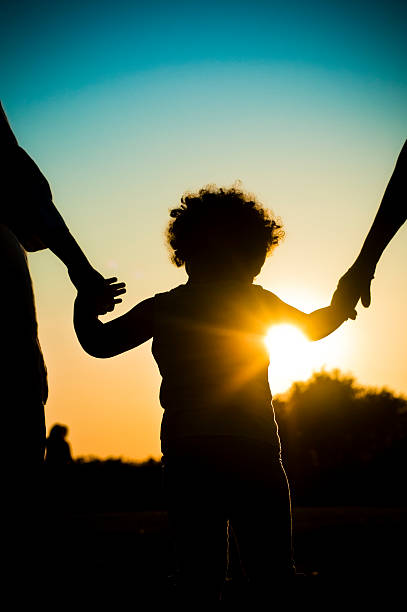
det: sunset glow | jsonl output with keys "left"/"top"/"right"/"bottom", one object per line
{"left": 3, "top": 0, "right": 406, "bottom": 460}
{"left": 265, "top": 323, "right": 347, "bottom": 395}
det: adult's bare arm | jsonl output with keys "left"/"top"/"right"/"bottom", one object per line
{"left": 1, "top": 101, "right": 125, "bottom": 312}
{"left": 332, "top": 139, "right": 406, "bottom": 309}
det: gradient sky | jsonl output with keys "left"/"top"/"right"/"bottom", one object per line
{"left": 2, "top": 0, "right": 407, "bottom": 460}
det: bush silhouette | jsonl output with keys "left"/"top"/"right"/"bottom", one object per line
{"left": 274, "top": 369, "right": 407, "bottom": 505}
{"left": 46, "top": 369, "right": 407, "bottom": 510}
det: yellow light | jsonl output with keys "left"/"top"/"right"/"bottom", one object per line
{"left": 265, "top": 324, "right": 308, "bottom": 361}
{"left": 265, "top": 323, "right": 344, "bottom": 395}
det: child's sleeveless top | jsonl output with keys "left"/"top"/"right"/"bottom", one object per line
{"left": 152, "top": 281, "right": 281, "bottom": 455}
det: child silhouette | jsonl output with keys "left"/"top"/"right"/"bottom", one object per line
{"left": 74, "top": 186, "right": 355, "bottom": 600}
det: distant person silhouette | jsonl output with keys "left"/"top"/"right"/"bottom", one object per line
{"left": 45, "top": 424, "right": 73, "bottom": 467}
{"left": 44, "top": 424, "right": 73, "bottom": 515}
{"left": 332, "top": 139, "right": 406, "bottom": 310}
{"left": 73, "top": 185, "right": 355, "bottom": 601}
{"left": 0, "top": 101, "right": 125, "bottom": 468}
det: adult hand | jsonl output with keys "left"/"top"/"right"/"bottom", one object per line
{"left": 331, "top": 263, "right": 375, "bottom": 311}
{"left": 332, "top": 138, "right": 406, "bottom": 313}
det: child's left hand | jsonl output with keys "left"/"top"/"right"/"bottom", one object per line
{"left": 346, "top": 308, "right": 357, "bottom": 321}
{"left": 331, "top": 303, "right": 357, "bottom": 321}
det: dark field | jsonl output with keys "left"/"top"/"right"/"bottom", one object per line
{"left": 39, "top": 374, "right": 407, "bottom": 600}
{"left": 45, "top": 505, "right": 407, "bottom": 601}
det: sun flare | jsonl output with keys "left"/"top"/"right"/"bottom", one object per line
{"left": 265, "top": 323, "right": 346, "bottom": 395}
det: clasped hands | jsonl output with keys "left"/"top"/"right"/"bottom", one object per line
{"left": 72, "top": 266, "right": 126, "bottom": 315}
{"left": 331, "top": 261, "right": 375, "bottom": 319}
{"left": 72, "top": 260, "right": 374, "bottom": 319}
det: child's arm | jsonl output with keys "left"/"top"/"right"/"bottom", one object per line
{"left": 301, "top": 304, "right": 356, "bottom": 340}
{"left": 265, "top": 292, "right": 356, "bottom": 341}
{"left": 74, "top": 293, "right": 154, "bottom": 358}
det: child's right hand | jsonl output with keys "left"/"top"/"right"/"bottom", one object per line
{"left": 97, "top": 276, "right": 126, "bottom": 315}
{"left": 76, "top": 276, "right": 126, "bottom": 316}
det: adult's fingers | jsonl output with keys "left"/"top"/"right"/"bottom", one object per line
{"left": 360, "top": 279, "right": 372, "bottom": 308}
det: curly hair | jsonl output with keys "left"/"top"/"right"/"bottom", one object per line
{"left": 166, "top": 185, "right": 284, "bottom": 276}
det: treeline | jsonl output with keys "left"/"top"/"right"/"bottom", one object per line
{"left": 274, "top": 369, "right": 407, "bottom": 505}
{"left": 45, "top": 369, "right": 407, "bottom": 509}
{"left": 44, "top": 456, "right": 163, "bottom": 511}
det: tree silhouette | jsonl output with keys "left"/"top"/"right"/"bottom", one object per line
{"left": 45, "top": 370, "right": 407, "bottom": 511}
{"left": 274, "top": 369, "right": 407, "bottom": 505}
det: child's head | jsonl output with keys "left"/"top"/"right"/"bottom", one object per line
{"left": 166, "top": 185, "right": 284, "bottom": 280}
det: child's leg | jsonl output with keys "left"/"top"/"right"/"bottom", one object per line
{"left": 229, "top": 446, "right": 295, "bottom": 587}
{"left": 168, "top": 500, "right": 228, "bottom": 600}
{"left": 163, "top": 442, "right": 229, "bottom": 601}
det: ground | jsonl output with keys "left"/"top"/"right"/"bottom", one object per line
{"left": 40, "top": 505, "right": 407, "bottom": 602}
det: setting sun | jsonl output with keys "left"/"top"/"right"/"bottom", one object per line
{"left": 265, "top": 323, "right": 347, "bottom": 395}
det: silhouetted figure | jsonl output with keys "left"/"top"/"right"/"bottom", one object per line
{"left": 73, "top": 185, "right": 355, "bottom": 601}
{"left": 332, "top": 139, "right": 406, "bottom": 310}
{"left": 43, "top": 424, "right": 75, "bottom": 580}
{"left": 0, "top": 101, "right": 125, "bottom": 468}
{"left": 0, "top": 101, "right": 125, "bottom": 582}
{"left": 44, "top": 423, "right": 73, "bottom": 507}
{"left": 45, "top": 424, "right": 73, "bottom": 467}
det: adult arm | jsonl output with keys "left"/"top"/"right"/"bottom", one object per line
{"left": 332, "top": 139, "right": 406, "bottom": 309}
{"left": 0, "top": 101, "right": 125, "bottom": 311}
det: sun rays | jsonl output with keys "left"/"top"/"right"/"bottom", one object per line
{"left": 265, "top": 323, "right": 347, "bottom": 395}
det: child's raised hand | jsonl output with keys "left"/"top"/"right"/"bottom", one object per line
{"left": 331, "top": 301, "right": 358, "bottom": 322}
{"left": 346, "top": 308, "right": 358, "bottom": 321}
{"left": 76, "top": 276, "right": 126, "bottom": 316}
{"left": 331, "top": 275, "right": 359, "bottom": 321}
{"left": 97, "top": 277, "right": 126, "bottom": 314}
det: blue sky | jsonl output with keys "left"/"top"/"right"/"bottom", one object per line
{"left": 2, "top": 0, "right": 407, "bottom": 458}
{"left": 2, "top": 0, "right": 407, "bottom": 109}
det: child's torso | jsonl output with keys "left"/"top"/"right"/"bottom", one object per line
{"left": 152, "top": 281, "right": 281, "bottom": 451}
